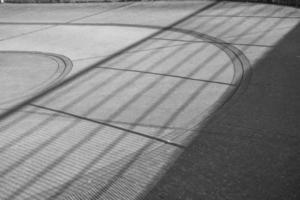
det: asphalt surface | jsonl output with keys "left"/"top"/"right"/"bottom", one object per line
{"left": 0, "top": 1, "right": 299, "bottom": 200}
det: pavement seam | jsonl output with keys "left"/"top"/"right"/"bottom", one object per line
{"left": 29, "top": 103, "right": 186, "bottom": 149}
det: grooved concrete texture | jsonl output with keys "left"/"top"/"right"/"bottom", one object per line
{"left": 0, "top": 1, "right": 299, "bottom": 200}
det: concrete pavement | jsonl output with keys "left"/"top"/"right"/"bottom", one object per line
{"left": 0, "top": 1, "right": 299, "bottom": 199}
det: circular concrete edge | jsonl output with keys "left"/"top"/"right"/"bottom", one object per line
{"left": 0, "top": 51, "right": 73, "bottom": 105}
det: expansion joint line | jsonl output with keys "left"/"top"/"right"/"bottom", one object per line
{"left": 29, "top": 103, "right": 185, "bottom": 149}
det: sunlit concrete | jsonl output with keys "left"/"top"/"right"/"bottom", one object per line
{"left": 0, "top": 1, "right": 299, "bottom": 200}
